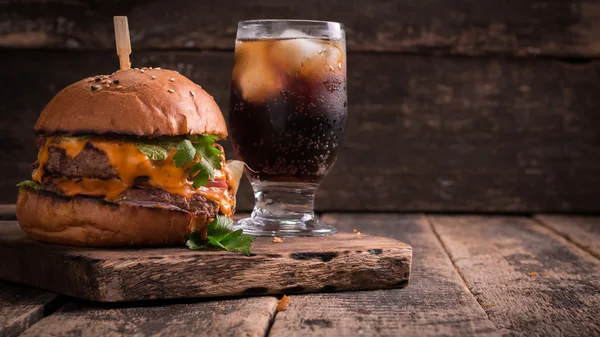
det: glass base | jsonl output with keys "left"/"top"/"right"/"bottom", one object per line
{"left": 233, "top": 181, "right": 336, "bottom": 237}
{"left": 233, "top": 216, "right": 336, "bottom": 237}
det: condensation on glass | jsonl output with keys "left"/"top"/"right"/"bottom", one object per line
{"left": 229, "top": 20, "right": 347, "bottom": 236}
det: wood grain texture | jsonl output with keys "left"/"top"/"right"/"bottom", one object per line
{"left": 0, "top": 281, "right": 59, "bottom": 337}
{"left": 535, "top": 215, "right": 600, "bottom": 259}
{"left": 0, "top": 204, "right": 16, "bottom": 220}
{"left": 19, "top": 297, "right": 278, "bottom": 337}
{"left": 1, "top": 0, "right": 600, "bottom": 57}
{"left": 430, "top": 215, "right": 600, "bottom": 336}
{"left": 0, "top": 222, "right": 411, "bottom": 302}
{"left": 1, "top": 50, "right": 599, "bottom": 212}
{"left": 269, "top": 213, "right": 498, "bottom": 336}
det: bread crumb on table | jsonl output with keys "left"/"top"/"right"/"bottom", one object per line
{"left": 277, "top": 295, "right": 291, "bottom": 311}
{"left": 273, "top": 237, "right": 283, "bottom": 243}
{"left": 529, "top": 271, "right": 539, "bottom": 277}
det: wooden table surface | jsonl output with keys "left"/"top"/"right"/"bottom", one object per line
{"left": 1, "top": 211, "right": 599, "bottom": 337}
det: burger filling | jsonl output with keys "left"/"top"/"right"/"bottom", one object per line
{"left": 24, "top": 135, "right": 242, "bottom": 219}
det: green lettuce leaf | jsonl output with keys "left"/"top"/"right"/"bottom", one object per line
{"left": 16, "top": 180, "right": 40, "bottom": 191}
{"left": 135, "top": 143, "right": 169, "bottom": 161}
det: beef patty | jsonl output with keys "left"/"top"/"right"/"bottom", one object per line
{"left": 45, "top": 144, "right": 118, "bottom": 180}
{"left": 42, "top": 180, "right": 220, "bottom": 216}
{"left": 41, "top": 143, "right": 221, "bottom": 216}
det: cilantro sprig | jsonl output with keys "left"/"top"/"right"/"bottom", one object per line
{"left": 173, "top": 135, "right": 223, "bottom": 188}
{"left": 186, "top": 215, "right": 255, "bottom": 256}
{"left": 134, "top": 135, "right": 223, "bottom": 188}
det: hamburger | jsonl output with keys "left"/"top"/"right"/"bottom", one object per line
{"left": 16, "top": 67, "right": 243, "bottom": 247}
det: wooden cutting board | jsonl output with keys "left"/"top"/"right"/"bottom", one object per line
{"left": 0, "top": 221, "right": 412, "bottom": 302}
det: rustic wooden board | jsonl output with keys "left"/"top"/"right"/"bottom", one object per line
{"left": 0, "top": 281, "right": 59, "bottom": 337}
{"left": 19, "top": 297, "right": 278, "bottom": 337}
{"left": 535, "top": 215, "right": 600, "bottom": 259}
{"left": 1, "top": 50, "right": 599, "bottom": 212}
{"left": 2, "top": 0, "right": 599, "bottom": 57}
{"left": 269, "top": 214, "right": 498, "bottom": 336}
{"left": 0, "top": 221, "right": 411, "bottom": 302}
{"left": 430, "top": 215, "right": 600, "bottom": 336}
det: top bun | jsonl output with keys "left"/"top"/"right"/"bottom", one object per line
{"left": 35, "top": 68, "right": 227, "bottom": 138}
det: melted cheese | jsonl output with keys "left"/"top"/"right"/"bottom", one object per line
{"left": 58, "top": 137, "right": 88, "bottom": 157}
{"left": 33, "top": 136, "right": 233, "bottom": 216}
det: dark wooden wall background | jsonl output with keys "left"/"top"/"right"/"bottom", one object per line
{"left": 1, "top": 0, "right": 599, "bottom": 212}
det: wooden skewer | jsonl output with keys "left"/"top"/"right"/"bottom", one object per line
{"left": 113, "top": 16, "right": 132, "bottom": 70}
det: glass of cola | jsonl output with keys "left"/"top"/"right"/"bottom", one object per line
{"left": 229, "top": 20, "right": 347, "bottom": 236}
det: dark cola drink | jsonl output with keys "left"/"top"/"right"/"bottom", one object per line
{"left": 229, "top": 37, "right": 347, "bottom": 184}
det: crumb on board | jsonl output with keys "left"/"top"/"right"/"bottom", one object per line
{"left": 529, "top": 271, "right": 539, "bottom": 277}
{"left": 273, "top": 237, "right": 283, "bottom": 243}
{"left": 277, "top": 295, "right": 291, "bottom": 312}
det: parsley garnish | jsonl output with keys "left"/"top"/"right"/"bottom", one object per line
{"left": 173, "top": 135, "right": 223, "bottom": 188}
{"left": 17, "top": 180, "right": 40, "bottom": 191}
{"left": 133, "top": 135, "right": 223, "bottom": 189}
{"left": 186, "top": 215, "right": 255, "bottom": 256}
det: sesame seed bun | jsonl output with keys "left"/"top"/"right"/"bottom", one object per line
{"left": 34, "top": 68, "right": 227, "bottom": 138}
{"left": 16, "top": 188, "right": 209, "bottom": 247}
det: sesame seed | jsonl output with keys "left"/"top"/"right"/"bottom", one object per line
{"left": 338, "top": 63, "right": 342, "bottom": 70}
{"left": 168, "top": 89, "right": 175, "bottom": 93}
{"left": 134, "top": 68, "right": 139, "bottom": 70}
{"left": 149, "top": 67, "right": 153, "bottom": 69}
{"left": 96, "top": 85, "right": 103, "bottom": 91}
{"left": 117, "top": 85, "right": 123, "bottom": 89}
{"left": 329, "top": 65, "right": 335, "bottom": 71}
{"left": 140, "top": 69, "right": 145, "bottom": 73}
{"left": 151, "top": 75, "right": 156, "bottom": 79}
{"left": 198, "top": 85, "right": 202, "bottom": 89}
{"left": 174, "top": 71, "right": 179, "bottom": 73}
{"left": 190, "top": 91, "right": 195, "bottom": 97}
{"left": 155, "top": 67, "right": 161, "bottom": 69}
{"left": 105, "top": 84, "right": 110, "bottom": 88}
{"left": 169, "top": 78, "right": 175, "bottom": 82}
{"left": 101, "top": 79, "right": 107, "bottom": 84}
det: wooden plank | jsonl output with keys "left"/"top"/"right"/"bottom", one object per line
{"left": 0, "top": 204, "right": 16, "bottom": 220}
{"left": 0, "top": 281, "right": 59, "bottom": 337}
{"left": 19, "top": 297, "right": 278, "bottom": 337}
{"left": 1, "top": 0, "right": 600, "bottom": 57}
{"left": 429, "top": 215, "right": 600, "bottom": 336}
{"left": 269, "top": 213, "right": 498, "bottom": 336}
{"left": 0, "top": 222, "right": 411, "bottom": 302}
{"left": 535, "top": 215, "right": 600, "bottom": 259}
{"left": 1, "top": 50, "right": 600, "bottom": 212}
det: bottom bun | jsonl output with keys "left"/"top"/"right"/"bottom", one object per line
{"left": 16, "top": 188, "right": 209, "bottom": 247}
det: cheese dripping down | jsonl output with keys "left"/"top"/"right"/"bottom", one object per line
{"left": 32, "top": 136, "right": 234, "bottom": 216}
